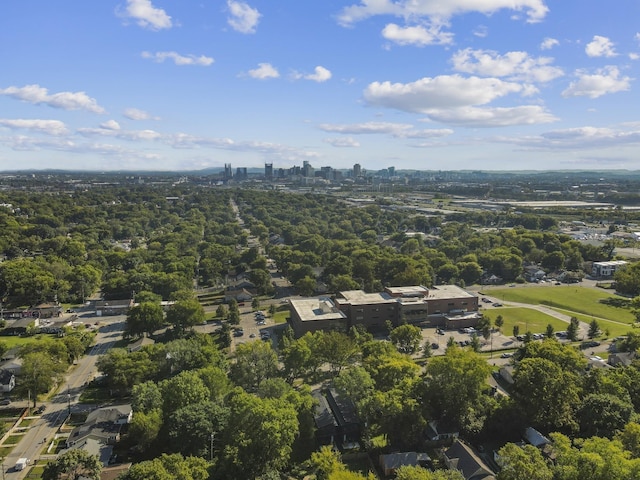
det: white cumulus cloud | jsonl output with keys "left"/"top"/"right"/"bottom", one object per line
{"left": 540, "top": 37, "right": 559, "bottom": 50}
{"left": 363, "top": 75, "right": 557, "bottom": 126}
{"left": 382, "top": 23, "right": 453, "bottom": 46}
{"left": 0, "top": 84, "right": 105, "bottom": 114}
{"left": 337, "top": 0, "right": 549, "bottom": 26}
{"left": 562, "top": 66, "right": 631, "bottom": 98}
{"left": 426, "top": 105, "right": 556, "bottom": 127}
{"left": 227, "top": 1, "right": 261, "bottom": 34}
{"left": 293, "top": 66, "right": 332, "bottom": 82}
{"left": 247, "top": 63, "right": 280, "bottom": 79}
{"left": 77, "top": 126, "right": 163, "bottom": 142}
{"left": 451, "top": 48, "right": 563, "bottom": 83}
{"left": 324, "top": 137, "right": 361, "bottom": 147}
{"left": 0, "top": 119, "right": 69, "bottom": 136}
{"left": 123, "top": 108, "right": 159, "bottom": 121}
{"left": 100, "top": 120, "right": 121, "bottom": 130}
{"left": 120, "top": 0, "right": 172, "bottom": 30}
{"left": 141, "top": 51, "right": 214, "bottom": 66}
{"left": 585, "top": 35, "right": 617, "bottom": 57}
{"left": 318, "top": 121, "right": 453, "bottom": 138}
{"left": 364, "top": 75, "right": 524, "bottom": 112}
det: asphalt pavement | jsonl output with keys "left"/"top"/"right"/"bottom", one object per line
{"left": 2, "top": 314, "right": 125, "bottom": 479}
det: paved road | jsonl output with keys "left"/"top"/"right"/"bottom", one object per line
{"left": 3, "top": 315, "right": 125, "bottom": 478}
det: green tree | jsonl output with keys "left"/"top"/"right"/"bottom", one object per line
{"left": 160, "top": 370, "right": 210, "bottom": 416}
{"left": 421, "top": 346, "right": 492, "bottom": 428}
{"left": 513, "top": 325, "right": 520, "bottom": 338}
{"left": 166, "top": 299, "right": 205, "bottom": 333}
{"left": 494, "top": 315, "right": 504, "bottom": 331}
{"left": 577, "top": 393, "right": 633, "bottom": 438}
{"left": 396, "top": 466, "right": 464, "bottom": 479}
{"left": 512, "top": 357, "right": 580, "bottom": 433}
{"left": 129, "top": 409, "right": 162, "bottom": 451}
{"left": 96, "top": 349, "right": 155, "bottom": 394}
{"left": 281, "top": 336, "right": 312, "bottom": 383}
{"left": 216, "top": 304, "right": 227, "bottom": 320}
{"left": 616, "top": 421, "right": 640, "bottom": 458}
{"left": 496, "top": 443, "right": 552, "bottom": 480}
{"left": 42, "top": 449, "right": 102, "bottom": 480}
{"left": 231, "top": 340, "right": 279, "bottom": 392}
{"left": 315, "top": 331, "right": 360, "bottom": 375}
{"left": 126, "top": 302, "right": 164, "bottom": 338}
{"left": 21, "top": 351, "right": 67, "bottom": 407}
{"left": 588, "top": 319, "right": 600, "bottom": 339}
{"left": 295, "top": 276, "right": 316, "bottom": 296}
{"left": 567, "top": 317, "right": 580, "bottom": 342}
{"left": 219, "top": 389, "right": 299, "bottom": 479}
{"left": 469, "top": 333, "right": 482, "bottom": 352}
{"left": 132, "top": 381, "right": 163, "bottom": 414}
{"left": 309, "top": 445, "right": 345, "bottom": 480}
{"left": 118, "top": 453, "right": 209, "bottom": 480}
{"left": 333, "top": 366, "right": 375, "bottom": 404}
{"left": 389, "top": 324, "right": 422, "bottom": 354}
{"left": 252, "top": 297, "right": 260, "bottom": 310}
{"left": 545, "top": 323, "right": 555, "bottom": 339}
{"left": 166, "top": 401, "right": 229, "bottom": 457}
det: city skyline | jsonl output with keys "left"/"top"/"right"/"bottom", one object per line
{"left": 2, "top": 1, "right": 640, "bottom": 172}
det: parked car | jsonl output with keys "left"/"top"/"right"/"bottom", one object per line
{"left": 0, "top": 399, "right": 11, "bottom": 406}
{"left": 492, "top": 302, "right": 503, "bottom": 307}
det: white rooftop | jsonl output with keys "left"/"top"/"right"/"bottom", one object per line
{"left": 337, "top": 290, "right": 396, "bottom": 305}
{"left": 290, "top": 298, "right": 347, "bottom": 322}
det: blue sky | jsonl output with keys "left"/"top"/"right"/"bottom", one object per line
{"left": 1, "top": 0, "right": 640, "bottom": 172}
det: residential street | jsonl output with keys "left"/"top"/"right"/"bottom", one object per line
{"left": 2, "top": 314, "right": 126, "bottom": 478}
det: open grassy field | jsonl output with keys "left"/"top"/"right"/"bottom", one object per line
{"left": 552, "top": 308, "right": 634, "bottom": 338}
{"left": 481, "top": 307, "right": 568, "bottom": 335}
{"left": 485, "top": 286, "right": 636, "bottom": 324}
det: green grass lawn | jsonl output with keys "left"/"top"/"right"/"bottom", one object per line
{"left": 0, "top": 446, "right": 14, "bottom": 457}
{"left": 486, "top": 286, "right": 636, "bottom": 324}
{"left": 272, "top": 311, "right": 289, "bottom": 324}
{"left": 551, "top": 308, "right": 634, "bottom": 338}
{"left": 482, "top": 307, "right": 569, "bottom": 335}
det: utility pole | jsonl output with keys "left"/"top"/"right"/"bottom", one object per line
{"left": 67, "top": 384, "right": 72, "bottom": 417}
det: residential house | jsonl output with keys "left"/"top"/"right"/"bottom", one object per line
{"left": 424, "top": 420, "right": 459, "bottom": 444}
{"left": 379, "top": 452, "right": 431, "bottom": 477}
{"left": 609, "top": 351, "right": 637, "bottom": 367}
{"left": 524, "top": 265, "right": 546, "bottom": 282}
{"left": 66, "top": 404, "right": 132, "bottom": 466}
{"left": 224, "top": 288, "right": 254, "bottom": 303}
{"left": 523, "top": 427, "right": 551, "bottom": 448}
{"left": 443, "top": 440, "right": 496, "bottom": 480}
{"left": 591, "top": 260, "right": 628, "bottom": 278}
{"left": 312, "top": 388, "right": 361, "bottom": 448}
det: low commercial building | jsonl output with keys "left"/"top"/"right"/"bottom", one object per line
{"left": 290, "top": 285, "right": 480, "bottom": 337}
{"left": 289, "top": 297, "right": 348, "bottom": 337}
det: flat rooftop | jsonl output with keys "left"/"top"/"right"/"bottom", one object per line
{"left": 290, "top": 298, "right": 347, "bottom": 322}
{"left": 426, "top": 285, "right": 476, "bottom": 300}
{"left": 386, "top": 286, "right": 428, "bottom": 297}
{"left": 336, "top": 290, "right": 396, "bottom": 305}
